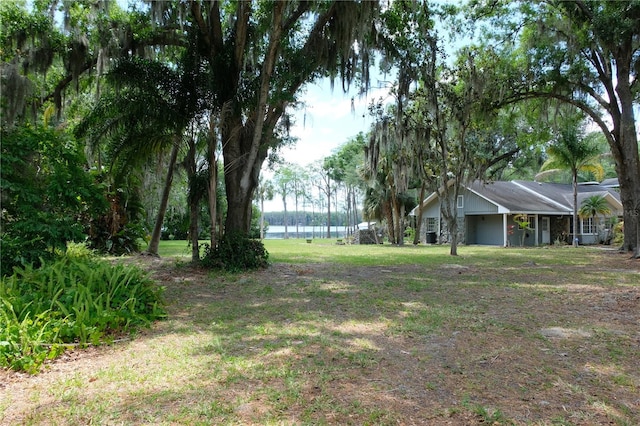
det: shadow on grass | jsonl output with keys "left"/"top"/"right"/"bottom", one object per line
{"left": 5, "top": 247, "right": 638, "bottom": 425}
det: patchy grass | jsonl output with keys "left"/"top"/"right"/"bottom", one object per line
{"left": 2, "top": 242, "right": 638, "bottom": 425}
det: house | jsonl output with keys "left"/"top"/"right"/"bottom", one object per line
{"left": 411, "top": 180, "right": 623, "bottom": 246}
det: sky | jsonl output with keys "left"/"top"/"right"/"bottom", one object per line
{"left": 271, "top": 79, "right": 388, "bottom": 166}
{"left": 260, "top": 77, "right": 391, "bottom": 212}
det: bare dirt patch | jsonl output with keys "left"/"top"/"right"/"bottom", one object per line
{"left": 2, "top": 250, "right": 638, "bottom": 425}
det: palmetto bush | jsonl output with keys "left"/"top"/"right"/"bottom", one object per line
{"left": 0, "top": 252, "right": 165, "bottom": 373}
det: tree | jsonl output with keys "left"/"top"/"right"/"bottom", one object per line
{"left": 324, "top": 134, "right": 366, "bottom": 237}
{"left": 255, "top": 177, "right": 274, "bottom": 240}
{"left": 150, "top": 1, "right": 380, "bottom": 238}
{"left": 0, "top": 124, "right": 107, "bottom": 275}
{"left": 538, "top": 123, "right": 604, "bottom": 246}
{"left": 364, "top": 115, "right": 414, "bottom": 246}
{"left": 365, "top": 0, "right": 438, "bottom": 246}
{"left": 76, "top": 57, "right": 209, "bottom": 256}
{"left": 287, "top": 164, "right": 308, "bottom": 239}
{"left": 2, "top": 1, "right": 381, "bottom": 268}
{"left": 579, "top": 195, "right": 612, "bottom": 243}
{"left": 273, "top": 165, "right": 297, "bottom": 239}
{"left": 0, "top": 0, "right": 159, "bottom": 128}
{"left": 402, "top": 46, "right": 521, "bottom": 255}
{"left": 471, "top": 0, "right": 640, "bottom": 255}
{"left": 313, "top": 161, "right": 336, "bottom": 239}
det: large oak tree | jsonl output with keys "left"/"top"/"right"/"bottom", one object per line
{"left": 470, "top": 0, "right": 640, "bottom": 255}
{"left": 151, "top": 0, "right": 379, "bottom": 236}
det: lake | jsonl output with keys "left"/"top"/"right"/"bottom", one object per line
{"left": 264, "top": 225, "right": 349, "bottom": 239}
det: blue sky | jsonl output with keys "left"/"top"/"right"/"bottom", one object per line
{"left": 260, "top": 76, "right": 390, "bottom": 211}
{"left": 267, "top": 76, "right": 391, "bottom": 168}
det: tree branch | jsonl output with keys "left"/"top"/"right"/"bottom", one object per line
{"left": 190, "top": 0, "right": 212, "bottom": 53}
{"left": 282, "top": 1, "right": 310, "bottom": 33}
{"left": 233, "top": 1, "right": 251, "bottom": 74}
{"left": 209, "top": 1, "right": 223, "bottom": 50}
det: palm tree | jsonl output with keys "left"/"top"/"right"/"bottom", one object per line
{"left": 537, "top": 126, "right": 604, "bottom": 246}
{"left": 77, "top": 57, "right": 207, "bottom": 256}
{"left": 579, "top": 195, "right": 612, "bottom": 243}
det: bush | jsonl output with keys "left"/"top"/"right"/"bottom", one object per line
{"left": 612, "top": 221, "right": 624, "bottom": 246}
{"left": 201, "top": 232, "right": 269, "bottom": 272}
{"left": 0, "top": 255, "right": 165, "bottom": 373}
{"left": 0, "top": 124, "right": 107, "bottom": 276}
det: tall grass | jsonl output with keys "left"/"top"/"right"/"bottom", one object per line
{"left": 0, "top": 251, "right": 165, "bottom": 373}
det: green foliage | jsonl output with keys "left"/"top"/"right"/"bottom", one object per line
{"left": 0, "top": 124, "right": 107, "bottom": 276}
{"left": 248, "top": 204, "right": 263, "bottom": 239}
{"left": 201, "top": 232, "right": 269, "bottom": 272}
{"left": 0, "top": 255, "right": 165, "bottom": 373}
{"left": 88, "top": 212, "right": 147, "bottom": 256}
{"left": 612, "top": 221, "right": 624, "bottom": 246}
{"left": 513, "top": 213, "right": 532, "bottom": 247}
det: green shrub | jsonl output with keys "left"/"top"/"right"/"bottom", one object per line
{"left": 201, "top": 232, "right": 269, "bottom": 272}
{"left": 0, "top": 124, "right": 108, "bottom": 276}
{"left": 0, "top": 256, "right": 165, "bottom": 373}
{"left": 612, "top": 221, "right": 624, "bottom": 246}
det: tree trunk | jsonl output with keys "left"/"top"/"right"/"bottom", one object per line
{"left": 260, "top": 195, "right": 266, "bottom": 240}
{"left": 189, "top": 193, "right": 200, "bottom": 262}
{"left": 146, "top": 139, "right": 179, "bottom": 256}
{"left": 207, "top": 126, "right": 218, "bottom": 249}
{"left": 391, "top": 193, "right": 404, "bottom": 246}
{"left": 572, "top": 172, "right": 579, "bottom": 247}
{"left": 413, "top": 182, "right": 427, "bottom": 245}
{"left": 222, "top": 125, "right": 264, "bottom": 236}
{"left": 439, "top": 179, "right": 460, "bottom": 256}
{"left": 612, "top": 46, "right": 640, "bottom": 255}
{"left": 186, "top": 137, "right": 200, "bottom": 263}
{"left": 283, "top": 197, "right": 289, "bottom": 239}
{"left": 614, "top": 99, "right": 640, "bottom": 255}
{"left": 326, "top": 182, "right": 332, "bottom": 239}
{"left": 294, "top": 195, "right": 299, "bottom": 239}
{"left": 449, "top": 218, "right": 459, "bottom": 256}
{"left": 384, "top": 201, "right": 394, "bottom": 244}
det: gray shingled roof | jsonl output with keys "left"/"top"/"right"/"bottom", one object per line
{"left": 465, "top": 180, "right": 621, "bottom": 214}
{"left": 467, "top": 181, "right": 571, "bottom": 213}
{"left": 413, "top": 180, "right": 623, "bottom": 216}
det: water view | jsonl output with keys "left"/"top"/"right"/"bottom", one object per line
{"left": 264, "top": 225, "right": 349, "bottom": 239}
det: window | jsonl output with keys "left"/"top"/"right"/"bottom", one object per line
{"left": 426, "top": 217, "right": 437, "bottom": 232}
{"left": 457, "top": 195, "right": 464, "bottom": 209}
{"left": 527, "top": 215, "right": 536, "bottom": 230}
{"left": 582, "top": 217, "right": 596, "bottom": 234}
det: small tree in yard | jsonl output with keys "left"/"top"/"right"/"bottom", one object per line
{"left": 538, "top": 124, "right": 604, "bottom": 247}
{"left": 513, "top": 214, "right": 532, "bottom": 247}
{"left": 579, "top": 195, "right": 612, "bottom": 243}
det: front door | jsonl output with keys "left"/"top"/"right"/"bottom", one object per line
{"left": 541, "top": 217, "right": 550, "bottom": 244}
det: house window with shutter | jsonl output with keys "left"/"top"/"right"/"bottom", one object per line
{"left": 528, "top": 215, "right": 536, "bottom": 230}
{"left": 457, "top": 195, "right": 464, "bottom": 209}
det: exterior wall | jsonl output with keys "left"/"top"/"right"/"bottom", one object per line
{"left": 416, "top": 184, "right": 621, "bottom": 246}
{"left": 551, "top": 216, "right": 570, "bottom": 244}
{"left": 580, "top": 234, "right": 598, "bottom": 245}
{"left": 417, "top": 201, "right": 441, "bottom": 243}
{"left": 507, "top": 215, "right": 536, "bottom": 247}
{"left": 466, "top": 215, "right": 504, "bottom": 245}
{"left": 462, "top": 189, "right": 499, "bottom": 214}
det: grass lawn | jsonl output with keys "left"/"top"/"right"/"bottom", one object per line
{"left": 2, "top": 240, "right": 639, "bottom": 425}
